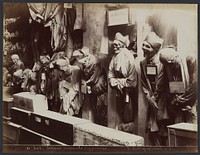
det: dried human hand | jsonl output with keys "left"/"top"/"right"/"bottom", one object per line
{"left": 148, "top": 96, "right": 158, "bottom": 110}
{"left": 110, "top": 78, "right": 118, "bottom": 87}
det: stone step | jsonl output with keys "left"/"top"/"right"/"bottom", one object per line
{"left": 74, "top": 122, "right": 144, "bottom": 146}
{"left": 13, "top": 92, "right": 48, "bottom": 112}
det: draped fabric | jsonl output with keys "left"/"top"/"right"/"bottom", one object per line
{"left": 3, "top": 67, "right": 9, "bottom": 86}
{"left": 30, "top": 20, "right": 52, "bottom": 61}
{"left": 50, "top": 9, "right": 67, "bottom": 52}
{"left": 9, "top": 59, "right": 25, "bottom": 93}
{"left": 27, "top": 3, "right": 68, "bottom": 52}
{"left": 80, "top": 54, "right": 108, "bottom": 126}
{"left": 180, "top": 56, "right": 190, "bottom": 90}
{"left": 21, "top": 68, "right": 32, "bottom": 91}
{"left": 163, "top": 55, "right": 197, "bottom": 123}
{"left": 72, "top": 4, "right": 83, "bottom": 51}
{"left": 27, "top": 3, "right": 82, "bottom": 58}
{"left": 28, "top": 3, "right": 46, "bottom": 21}
{"left": 37, "top": 66, "right": 62, "bottom": 112}
{"left": 59, "top": 66, "right": 81, "bottom": 116}
{"left": 73, "top": 3, "right": 83, "bottom": 30}
{"left": 65, "top": 7, "right": 76, "bottom": 58}
{"left": 27, "top": 3, "right": 63, "bottom": 24}
{"left": 67, "top": 8, "right": 76, "bottom": 36}
{"left": 182, "top": 55, "right": 197, "bottom": 107}
{"left": 108, "top": 48, "right": 137, "bottom": 90}
{"left": 108, "top": 48, "right": 137, "bottom": 129}
{"left": 82, "top": 54, "right": 107, "bottom": 94}
{"left": 12, "top": 60, "right": 25, "bottom": 72}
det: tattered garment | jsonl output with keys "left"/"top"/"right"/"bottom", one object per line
{"left": 82, "top": 54, "right": 107, "bottom": 95}
{"left": 27, "top": 3, "right": 67, "bottom": 52}
{"left": 50, "top": 10, "right": 67, "bottom": 52}
{"left": 108, "top": 48, "right": 137, "bottom": 125}
{"left": 59, "top": 67, "right": 81, "bottom": 115}
{"left": 108, "top": 48, "right": 137, "bottom": 89}
{"left": 62, "top": 83, "right": 79, "bottom": 115}
{"left": 73, "top": 3, "right": 83, "bottom": 30}
{"left": 12, "top": 60, "right": 25, "bottom": 72}
{"left": 140, "top": 55, "right": 169, "bottom": 133}
{"left": 162, "top": 55, "right": 197, "bottom": 123}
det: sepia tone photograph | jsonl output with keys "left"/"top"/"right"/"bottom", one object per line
{"left": 2, "top": 2, "right": 198, "bottom": 153}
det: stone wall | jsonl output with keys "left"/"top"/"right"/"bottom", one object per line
{"left": 80, "top": 3, "right": 197, "bottom": 145}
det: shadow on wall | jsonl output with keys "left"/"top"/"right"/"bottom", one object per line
{"left": 147, "top": 11, "right": 177, "bottom": 48}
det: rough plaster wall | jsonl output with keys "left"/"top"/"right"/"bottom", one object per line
{"left": 83, "top": 4, "right": 107, "bottom": 54}
{"left": 82, "top": 3, "right": 108, "bottom": 122}
{"left": 177, "top": 10, "right": 197, "bottom": 57}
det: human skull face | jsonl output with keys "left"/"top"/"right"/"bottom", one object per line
{"left": 75, "top": 54, "right": 85, "bottom": 62}
{"left": 78, "top": 56, "right": 88, "bottom": 65}
{"left": 113, "top": 40, "right": 123, "bottom": 53}
{"left": 142, "top": 41, "right": 156, "bottom": 59}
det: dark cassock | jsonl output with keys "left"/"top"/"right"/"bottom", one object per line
{"left": 108, "top": 32, "right": 137, "bottom": 133}
{"left": 159, "top": 47, "right": 197, "bottom": 124}
{"left": 73, "top": 46, "right": 108, "bottom": 126}
{"left": 140, "top": 32, "right": 170, "bottom": 146}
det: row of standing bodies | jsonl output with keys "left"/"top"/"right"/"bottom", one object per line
{"left": 4, "top": 31, "right": 197, "bottom": 146}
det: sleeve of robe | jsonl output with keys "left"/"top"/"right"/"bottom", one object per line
{"left": 140, "top": 60, "right": 159, "bottom": 108}
{"left": 118, "top": 52, "right": 137, "bottom": 88}
{"left": 62, "top": 66, "right": 80, "bottom": 114}
{"left": 85, "top": 56, "right": 101, "bottom": 85}
{"left": 176, "top": 56, "right": 197, "bottom": 107}
{"left": 108, "top": 55, "right": 116, "bottom": 81}
{"left": 154, "top": 64, "right": 168, "bottom": 100}
{"left": 108, "top": 49, "right": 137, "bottom": 89}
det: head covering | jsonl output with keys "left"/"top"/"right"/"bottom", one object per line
{"left": 145, "top": 32, "right": 163, "bottom": 49}
{"left": 159, "top": 47, "right": 179, "bottom": 64}
{"left": 159, "top": 47, "right": 190, "bottom": 90}
{"left": 114, "top": 32, "right": 130, "bottom": 47}
{"left": 11, "top": 54, "right": 19, "bottom": 60}
{"left": 73, "top": 46, "right": 90, "bottom": 57}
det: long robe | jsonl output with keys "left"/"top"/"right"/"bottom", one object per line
{"left": 108, "top": 48, "right": 137, "bottom": 128}
{"left": 108, "top": 48, "right": 137, "bottom": 89}
{"left": 162, "top": 54, "right": 197, "bottom": 123}
{"left": 80, "top": 54, "right": 108, "bottom": 126}
{"left": 59, "top": 65, "right": 81, "bottom": 116}
{"left": 140, "top": 54, "right": 169, "bottom": 133}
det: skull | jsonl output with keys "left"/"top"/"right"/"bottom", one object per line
{"left": 142, "top": 41, "right": 156, "bottom": 59}
{"left": 113, "top": 40, "right": 123, "bottom": 52}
